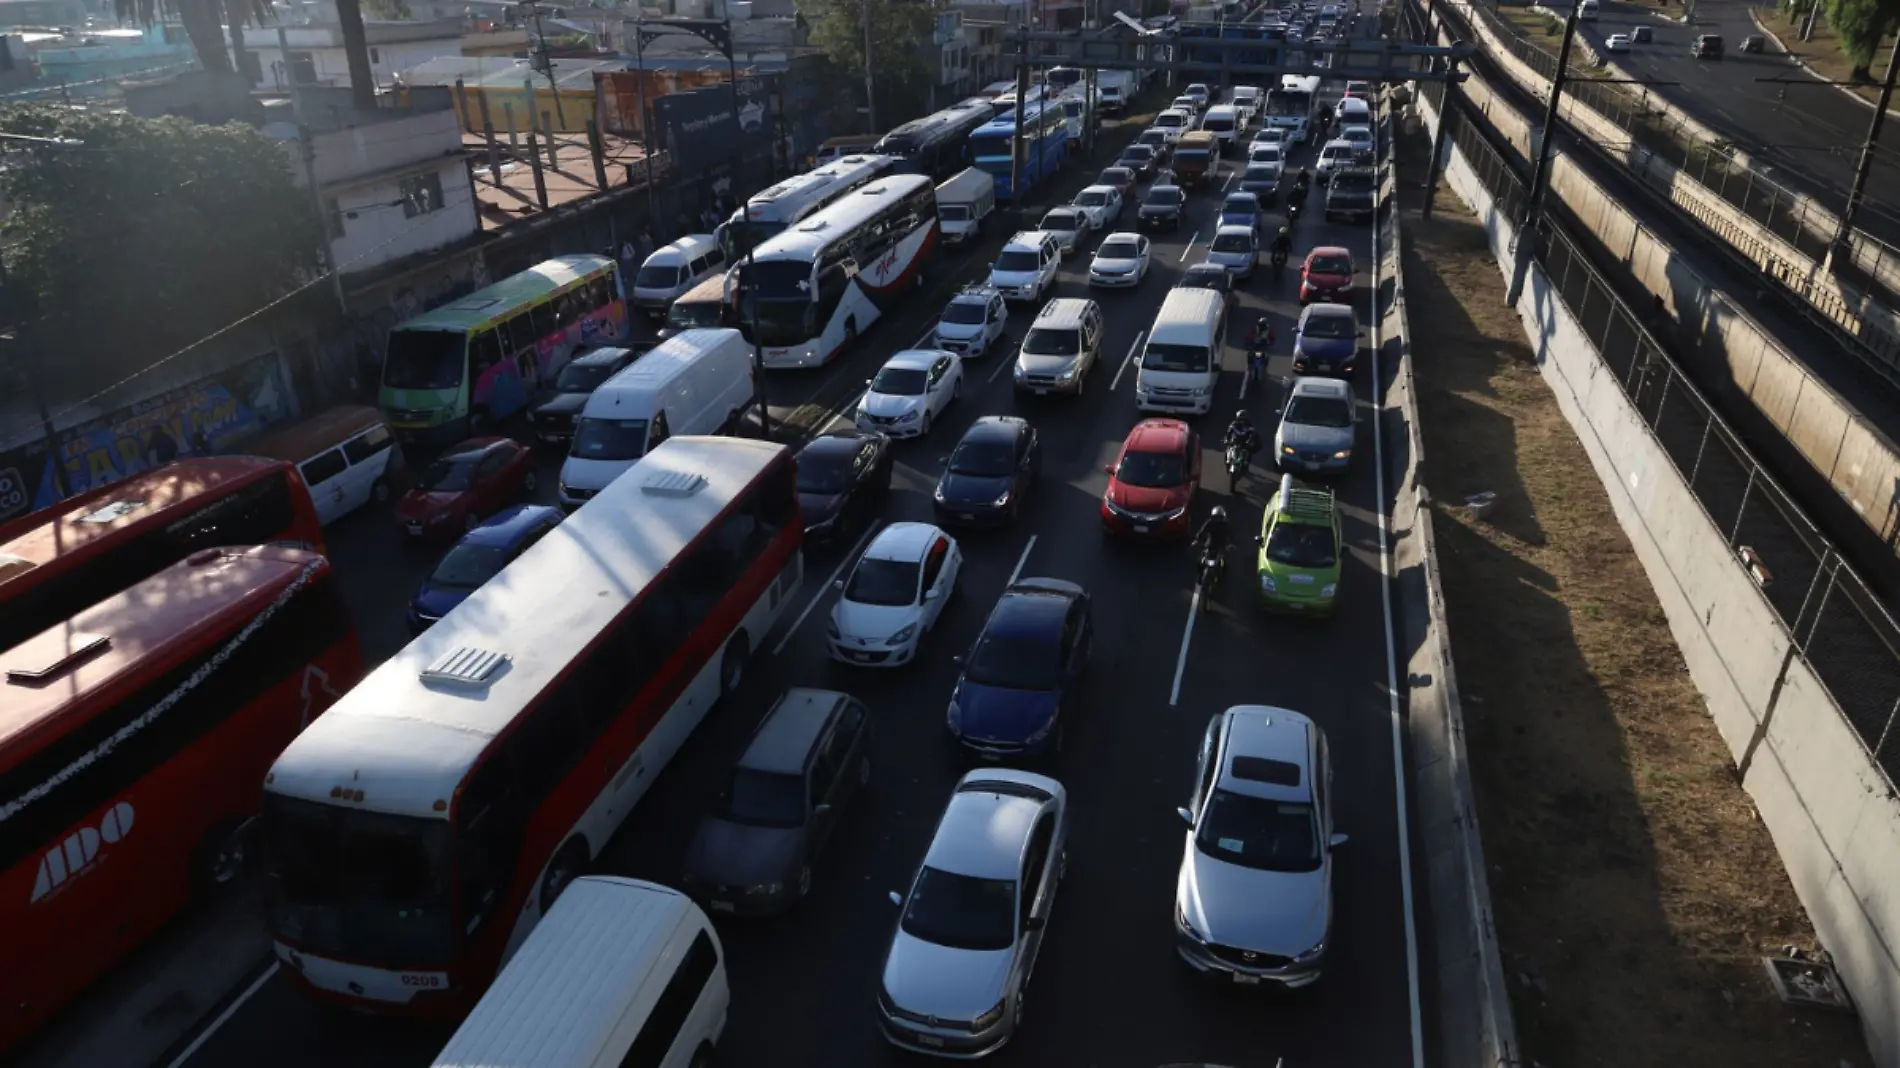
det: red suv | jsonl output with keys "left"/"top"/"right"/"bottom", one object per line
{"left": 1300, "top": 245, "right": 1357, "bottom": 305}
{"left": 1101, "top": 419, "right": 1201, "bottom": 539}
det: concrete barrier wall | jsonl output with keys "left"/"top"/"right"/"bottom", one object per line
{"left": 1438, "top": 50, "right": 1900, "bottom": 575}
{"left": 1417, "top": 84, "right": 1900, "bottom": 1068}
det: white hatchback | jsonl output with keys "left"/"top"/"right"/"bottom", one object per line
{"left": 828, "top": 522, "right": 964, "bottom": 667}
{"left": 1070, "top": 184, "right": 1124, "bottom": 230}
{"left": 857, "top": 349, "right": 964, "bottom": 438}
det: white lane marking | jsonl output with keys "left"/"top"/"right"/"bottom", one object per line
{"left": 818, "top": 325, "right": 938, "bottom": 434}
{"left": 167, "top": 962, "right": 279, "bottom": 1068}
{"left": 1179, "top": 230, "right": 1202, "bottom": 262}
{"left": 1169, "top": 588, "right": 1201, "bottom": 706}
{"left": 1109, "top": 329, "right": 1148, "bottom": 392}
{"left": 1220, "top": 170, "right": 1236, "bottom": 192}
{"left": 1367, "top": 118, "right": 1426, "bottom": 1068}
{"left": 772, "top": 521, "right": 881, "bottom": 656}
{"left": 988, "top": 352, "right": 1015, "bottom": 384}
{"left": 1005, "top": 535, "right": 1039, "bottom": 587}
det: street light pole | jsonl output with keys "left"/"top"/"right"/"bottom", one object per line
{"left": 1505, "top": 0, "right": 1583, "bottom": 305}
{"left": 862, "top": 0, "right": 878, "bottom": 134}
{"left": 1827, "top": 41, "right": 1900, "bottom": 273}
{"left": 717, "top": 19, "right": 773, "bottom": 442}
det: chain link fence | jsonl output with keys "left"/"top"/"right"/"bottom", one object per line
{"left": 1440, "top": 89, "right": 1900, "bottom": 791}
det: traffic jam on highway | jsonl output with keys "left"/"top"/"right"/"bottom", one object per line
{"left": 0, "top": 5, "right": 1426, "bottom": 1067}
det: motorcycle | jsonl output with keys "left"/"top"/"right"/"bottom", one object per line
{"left": 1288, "top": 200, "right": 1304, "bottom": 228}
{"left": 1225, "top": 441, "right": 1252, "bottom": 483}
{"left": 1270, "top": 245, "right": 1289, "bottom": 272}
{"left": 1196, "top": 543, "right": 1226, "bottom": 603}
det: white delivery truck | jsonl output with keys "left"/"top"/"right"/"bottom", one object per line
{"left": 936, "top": 166, "right": 997, "bottom": 247}
{"left": 1098, "top": 69, "right": 1137, "bottom": 115}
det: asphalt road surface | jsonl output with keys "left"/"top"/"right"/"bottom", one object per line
{"left": 168, "top": 97, "right": 1423, "bottom": 1068}
{"left": 1576, "top": 0, "right": 1900, "bottom": 249}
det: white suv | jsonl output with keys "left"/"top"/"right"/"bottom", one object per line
{"left": 989, "top": 231, "right": 1063, "bottom": 303}
{"left": 935, "top": 285, "right": 1008, "bottom": 358}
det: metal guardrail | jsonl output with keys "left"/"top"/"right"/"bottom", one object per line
{"left": 1427, "top": 69, "right": 1900, "bottom": 791}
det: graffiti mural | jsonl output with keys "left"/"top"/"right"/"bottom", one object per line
{"left": 0, "top": 351, "right": 298, "bottom": 523}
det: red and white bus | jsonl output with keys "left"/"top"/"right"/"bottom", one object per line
{"left": 0, "top": 457, "right": 326, "bottom": 652}
{"left": 260, "top": 435, "right": 803, "bottom": 1012}
{"left": 0, "top": 546, "right": 360, "bottom": 1054}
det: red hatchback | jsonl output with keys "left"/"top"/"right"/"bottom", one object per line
{"left": 395, "top": 436, "right": 537, "bottom": 539}
{"left": 1101, "top": 419, "right": 1201, "bottom": 540}
{"left": 1300, "top": 246, "right": 1357, "bottom": 305}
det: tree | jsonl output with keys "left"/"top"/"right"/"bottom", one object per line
{"left": 804, "top": 0, "right": 936, "bottom": 127}
{"left": 1823, "top": 0, "right": 1900, "bottom": 80}
{"left": 0, "top": 106, "right": 325, "bottom": 385}
{"left": 110, "top": 0, "right": 270, "bottom": 75}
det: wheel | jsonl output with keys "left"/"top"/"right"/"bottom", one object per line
{"left": 371, "top": 478, "right": 392, "bottom": 504}
{"left": 522, "top": 470, "right": 539, "bottom": 492}
{"left": 719, "top": 632, "right": 750, "bottom": 700}
{"left": 540, "top": 838, "right": 588, "bottom": 913}
{"left": 190, "top": 818, "right": 248, "bottom": 896}
{"left": 688, "top": 1044, "right": 715, "bottom": 1068}
{"left": 921, "top": 410, "right": 933, "bottom": 435}
{"left": 844, "top": 318, "right": 859, "bottom": 347}
{"left": 952, "top": 375, "right": 962, "bottom": 400}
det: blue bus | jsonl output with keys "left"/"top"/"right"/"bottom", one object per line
{"left": 875, "top": 97, "right": 996, "bottom": 183}
{"left": 968, "top": 101, "right": 1070, "bottom": 201}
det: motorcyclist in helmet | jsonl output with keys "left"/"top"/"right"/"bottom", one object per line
{"left": 1224, "top": 409, "right": 1262, "bottom": 458}
{"left": 1194, "top": 505, "right": 1232, "bottom": 564}
{"left": 1270, "top": 225, "right": 1293, "bottom": 260}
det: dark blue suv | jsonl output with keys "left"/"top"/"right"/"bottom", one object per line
{"left": 946, "top": 578, "right": 1092, "bottom": 761}
{"left": 407, "top": 504, "right": 563, "bottom": 633}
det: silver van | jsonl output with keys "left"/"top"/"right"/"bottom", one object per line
{"left": 632, "top": 234, "right": 726, "bottom": 321}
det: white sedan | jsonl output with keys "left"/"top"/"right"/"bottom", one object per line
{"left": 1251, "top": 127, "right": 1290, "bottom": 150}
{"left": 1089, "top": 232, "right": 1152, "bottom": 288}
{"left": 1071, "top": 184, "right": 1124, "bottom": 230}
{"left": 856, "top": 349, "right": 963, "bottom": 438}
{"left": 828, "top": 522, "right": 963, "bottom": 667}
{"left": 1039, "top": 207, "right": 1088, "bottom": 255}
{"left": 1604, "top": 32, "right": 1631, "bottom": 52}
{"left": 1337, "top": 124, "right": 1373, "bottom": 154}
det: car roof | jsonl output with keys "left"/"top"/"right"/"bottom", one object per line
{"left": 1214, "top": 224, "right": 1256, "bottom": 237}
{"left": 1183, "top": 262, "right": 1228, "bottom": 279}
{"left": 925, "top": 784, "right": 1043, "bottom": 880}
{"left": 961, "top": 415, "right": 1029, "bottom": 445}
{"left": 800, "top": 430, "right": 874, "bottom": 460}
{"left": 1218, "top": 705, "right": 1315, "bottom": 803}
{"left": 1307, "top": 245, "right": 1352, "bottom": 258}
{"left": 739, "top": 688, "right": 846, "bottom": 776}
{"left": 951, "top": 284, "right": 999, "bottom": 302}
{"left": 569, "top": 347, "right": 633, "bottom": 368}
{"left": 441, "top": 436, "right": 509, "bottom": 461}
{"left": 1290, "top": 375, "right": 1350, "bottom": 399}
{"left": 1302, "top": 302, "right": 1356, "bottom": 322}
{"left": 1078, "top": 184, "right": 1117, "bottom": 197}
{"left": 1042, "top": 206, "right": 1082, "bottom": 220}
{"left": 462, "top": 503, "right": 561, "bottom": 547}
{"left": 883, "top": 348, "right": 944, "bottom": 370}
{"left": 1097, "top": 231, "right": 1143, "bottom": 249}
{"left": 985, "top": 581, "right": 1079, "bottom": 639}
{"left": 1004, "top": 230, "right": 1053, "bottom": 249}
{"left": 1150, "top": 183, "right": 1183, "bottom": 194}
{"left": 1124, "top": 417, "right": 1192, "bottom": 453}
{"left": 1034, "top": 298, "right": 1094, "bottom": 328}
{"left": 865, "top": 521, "right": 944, "bottom": 561}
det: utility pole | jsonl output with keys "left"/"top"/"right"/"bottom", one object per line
{"left": 1799, "top": 0, "right": 1820, "bottom": 41}
{"left": 522, "top": 0, "right": 569, "bottom": 130}
{"left": 718, "top": 14, "right": 773, "bottom": 441}
{"left": 1010, "top": 19, "right": 1030, "bottom": 211}
{"left": 862, "top": 0, "right": 878, "bottom": 134}
{"left": 1827, "top": 40, "right": 1900, "bottom": 273}
{"left": 633, "top": 22, "right": 659, "bottom": 226}
{"left": 332, "top": 0, "right": 378, "bottom": 110}
{"left": 1506, "top": 0, "right": 1582, "bottom": 305}
{"left": 1421, "top": 57, "right": 1463, "bottom": 221}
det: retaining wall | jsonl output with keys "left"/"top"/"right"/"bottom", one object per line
{"left": 1417, "top": 83, "right": 1900, "bottom": 1068}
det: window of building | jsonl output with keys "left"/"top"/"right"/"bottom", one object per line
{"left": 400, "top": 171, "right": 445, "bottom": 218}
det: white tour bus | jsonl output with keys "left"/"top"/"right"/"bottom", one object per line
{"left": 259, "top": 436, "right": 804, "bottom": 1012}
{"left": 737, "top": 174, "right": 939, "bottom": 369}
{"left": 714, "top": 153, "right": 900, "bottom": 262}
{"left": 1264, "top": 74, "right": 1324, "bottom": 143}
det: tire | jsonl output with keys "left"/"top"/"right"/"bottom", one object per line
{"left": 844, "top": 318, "right": 859, "bottom": 347}
{"left": 540, "top": 838, "right": 588, "bottom": 914}
{"left": 688, "top": 1045, "right": 715, "bottom": 1068}
{"left": 921, "top": 410, "right": 933, "bottom": 436}
{"left": 522, "top": 470, "right": 539, "bottom": 492}
{"left": 189, "top": 818, "right": 248, "bottom": 897}
{"left": 719, "top": 633, "right": 751, "bottom": 701}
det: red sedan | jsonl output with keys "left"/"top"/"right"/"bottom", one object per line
{"left": 1100, "top": 418, "right": 1200, "bottom": 540}
{"left": 1300, "top": 245, "right": 1358, "bottom": 305}
{"left": 395, "top": 436, "right": 537, "bottom": 539}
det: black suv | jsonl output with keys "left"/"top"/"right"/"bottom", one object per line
{"left": 1138, "top": 185, "right": 1188, "bottom": 231}
{"left": 1324, "top": 165, "right": 1376, "bottom": 222}
{"left": 1692, "top": 34, "right": 1723, "bottom": 59}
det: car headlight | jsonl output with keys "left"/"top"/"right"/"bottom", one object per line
{"left": 1175, "top": 902, "right": 1207, "bottom": 942}
{"left": 826, "top": 618, "right": 841, "bottom": 639}
{"left": 1013, "top": 362, "right": 1028, "bottom": 379}
{"left": 1190, "top": 385, "right": 1211, "bottom": 397}
{"left": 1161, "top": 506, "right": 1187, "bottom": 521}
{"left": 556, "top": 479, "right": 568, "bottom": 495}
{"left": 933, "top": 483, "right": 947, "bottom": 501}
{"left": 994, "top": 491, "right": 1012, "bottom": 507}
{"left": 746, "top": 883, "right": 783, "bottom": 896}
{"left": 1260, "top": 573, "right": 1278, "bottom": 592}
{"left": 1057, "top": 366, "right": 1079, "bottom": 382}
{"left": 1333, "top": 449, "right": 1351, "bottom": 459}
{"left": 886, "top": 624, "right": 917, "bottom": 646}
{"left": 947, "top": 701, "right": 963, "bottom": 734}
{"left": 1281, "top": 445, "right": 1297, "bottom": 455}
{"left": 895, "top": 410, "right": 920, "bottom": 423}
{"left": 1025, "top": 715, "right": 1056, "bottom": 743}
{"left": 1319, "top": 583, "right": 1337, "bottom": 598}
{"left": 972, "top": 1000, "right": 1007, "bottom": 1031}
{"left": 1294, "top": 939, "right": 1327, "bottom": 963}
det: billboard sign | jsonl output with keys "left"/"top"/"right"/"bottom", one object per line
{"left": 652, "top": 75, "right": 774, "bottom": 172}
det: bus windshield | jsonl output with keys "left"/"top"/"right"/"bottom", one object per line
{"left": 383, "top": 330, "right": 466, "bottom": 391}
{"left": 740, "top": 261, "right": 818, "bottom": 347}
{"left": 719, "top": 218, "right": 788, "bottom": 262}
{"left": 262, "top": 797, "right": 457, "bottom": 968}
{"left": 1267, "top": 91, "right": 1313, "bottom": 118}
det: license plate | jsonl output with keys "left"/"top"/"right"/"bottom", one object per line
{"left": 1233, "top": 973, "right": 1262, "bottom": 985}
{"left": 1034, "top": 388, "right": 1049, "bottom": 396}
{"left": 405, "top": 522, "right": 423, "bottom": 535}
{"left": 1133, "top": 524, "right": 1150, "bottom": 534}
{"left": 709, "top": 900, "right": 735, "bottom": 913}
{"left": 960, "top": 513, "right": 975, "bottom": 521}
{"left": 917, "top": 1036, "right": 945, "bottom": 1048}
{"left": 849, "top": 651, "right": 872, "bottom": 662}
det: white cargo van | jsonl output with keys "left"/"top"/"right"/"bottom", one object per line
{"left": 559, "top": 328, "right": 754, "bottom": 509}
{"left": 1200, "top": 104, "right": 1242, "bottom": 153}
{"left": 429, "top": 877, "right": 727, "bottom": 1068}
{"left": 936, "top": 167, "right": 997, "bottom": 247}
{"left": 632, "top": 234, "right": 726, "bottom": 321}
{"left": 1135, "top": 287, "right": 1227, "bottom": 415}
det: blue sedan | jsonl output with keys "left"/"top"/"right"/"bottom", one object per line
{"left": 407, "top": 504, "right": 563, "bottom": 633}
{"left": 946, "top": 578, "right": 1092, "bottom": 760}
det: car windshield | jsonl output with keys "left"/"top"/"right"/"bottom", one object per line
{"left": 414, "top": 456, "right": 476, "bottom": 493}
{"left": 950, "top": 438, "right": 1016, "bottom": 476}
{"left": 1287, "top": 395, "right": 1353, "bottom": 427}
{"left": 1076, "top": 190, "right": 1110, "bottom": 207}
{"left": 553, "top": 361, "right": 616, "bottom": 393}
{"left": 1245, "top": 166, "right": 1279, "bottom": 182}
{"left": 1302, "top": 313, "right": 1356, "bottom": 340}
{"left": 996, "top": 250, "right": 1042, "bottom": 272}
{"left": 1308, "top": 254, "right": 1352, "bottom": 275}
{"left": 942, "top": 300, "right": 988, "bottom": 325}
{"left": 1195, "top": 789, "right": 1322, "bottom": 872}
{"left": 1099, "top": 169, "right": 1133, "bottom": 186}
{"left": 667, "top": 298, "right": 726, "bottom": 331}
{"left": 1042, "top": 212, "right": 1079, "bottom": 231}
{"left": 1212, "top": 232, "right": 1254, "bottom": 253}
{"left": 940, "top": 204, "right": 970, "bottom": 221}
{"left": 1144, "top": 188, "right": 1182, "bottom": 206}
{"left": 871, "top": 366, "right": 930, "bottom": 396}
{"left": 1332, "top": 173, "right": 1374, "bottom": 193}
{"left": 715, "top": 767, "right": 806, "bottom": 829}
{"left": 900, "top": 866, "right": 1017, "bottom": 952}
{"left": 427, "top": 543, "right": 508, "bottom": 591}
{"left": 1156, "top": 113, "right": 1186, "bottom": 128}
{"left": 1225, "top": 197, "right": 1257, "bottom": 213}
{"left": 1117, "top": 447, "right": 1186, "bottom": 487}
{"left": 1099, "top": 239, "right": 1141, "bottom": 260}
{"left": 1023, "top": 327, "right": 1080, "bottom": 356}
{"left": 634, "top": 263, "right": 682, "bottom": 289}
{"left": 1142, "top": 342, "right": 1210, "bottom": 373}
{"left": 1203, "top": 116, "right": 1234, "bottom": 132}
{"left": 1122, "top": 145, "right": 1155, "bottom": 161}
{"left": 262, "top": 797, "right": 456, "bottom": 968}
{"left": 1180, "top": 269, "right": 1228, "bottom": 291}
{"left": 382, "top": 330, "right": 466, "bottom": 391}
{"left": 1175, "top": 148, "right": 1211, "bottom": 163}
{"left": 845, "top": 557, "right": 920, "bottom": 606}
{"left": 569, "top": 417, "right": 650, "bottom": 462}
{"left": 1268, "top": 520, "right": 1339, "bottom": 568}
{"left": 966, "top": 630, "right": 1062, "bottom": 690}
{"left": 797, "top": 448, "right": 856, "bottom": 494}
